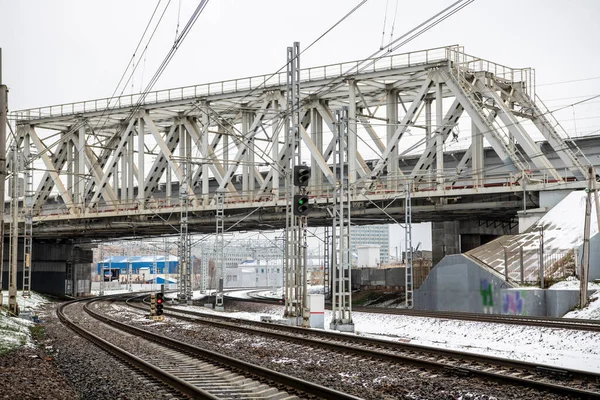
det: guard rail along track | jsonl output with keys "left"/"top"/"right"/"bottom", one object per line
{"left": 127, "top": 296, "right": 600, "bottom": 399}
{"left": 58, "top": 294, "right": 361, "bottom": 399}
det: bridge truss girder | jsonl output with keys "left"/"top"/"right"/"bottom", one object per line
{"left": 10, "top": 45, "right": 592, "bottom": 240}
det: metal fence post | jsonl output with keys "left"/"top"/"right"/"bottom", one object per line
{"left": 519, "top": 246, "right": 524, "bottom": 284}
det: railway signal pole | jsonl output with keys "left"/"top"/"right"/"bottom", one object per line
{"left": 283, "top": 42, "right": 310, "bottom": 327}
{"left": 0, "top": 49, "right": 7, "bottom": 307}
{"left": 330, "top": 107, "right": 354, "bottom": 332}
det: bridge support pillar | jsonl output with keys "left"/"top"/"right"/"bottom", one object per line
{"left": 1, "top": 240, "right": 92, "bottom": 297}
{"left": 432, "top": 220, "right": 517, "bottom": 266}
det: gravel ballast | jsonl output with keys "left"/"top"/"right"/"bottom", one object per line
{"left": 0, "top": 298, "right": 587, "bottom": 399}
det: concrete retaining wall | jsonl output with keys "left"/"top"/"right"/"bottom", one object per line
{"left": 415, "top": 253, "right": 591, "bottom": 317}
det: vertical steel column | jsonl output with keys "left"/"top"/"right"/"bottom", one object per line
{"left": 242, "top": 110, "right": 250, "bottom": 195}
{"left": 222, "top": 122, "right": 230, "bottom": 174}
{"left": 127, "top": 252, "right": 132, "bottom": 292}
{"left": 215, "top": 189, "right": 225, "bottom": 310}
{"left": 436, "top": 82, "right": 444, "bottom": 189}
{"left": 283, "top": 42, "right": 303, "bottom": 324}
{"left": 348, "top": 80, "right": 357, "bottom": 185}
{"left": 201, "top": 107, "right": 210, "bottom": 205}
{"left": 152, "top": 246, "right": 157, "bottom": 293}
{"left": 8, "top": 144, "right": 20, "bottom": 315}
{"left": 77, "top": 126, "right": 86, "bottom": 210}
{"left": 425, "top": 99, "right": 432, "bottom": 148}
{"left": 310, "top": 107, "right": 323, "bottom": 190}
{"left": 22, "top": 150, "right": 33, "bottom": 298}
{"left": 404, "top": 181, "right": 413, "bottom": 308}
{"left": 272, "top": 101, "right": 280, "bottom": 198}
{"left": 386, "top": 89, "right": 398, "bottom": 189}
{"left": 580, "top": 166, "right": 593, "bottom": 307}
{"left": 539, "top": 225, "right": 545, "bottom": 289}
{"left": 120, "top": 131, "right": 127, "bottom": 207}
{"left": 67, "top": 138, "right": 73, "bottom": 208}
{"left": 99, "top": 245, "right": 105, "bottom": 296}
{"left": 323, "top": 225, "right": 330, "bottom": 300}
{"left": 284, "top": 42, "right": 301, "bottom": 325}
{"left": 330, "top": 108, "right": 354, "bottom": 332}
{"left": 0, "top": 73, "right": 7, "bottom": 306}
{"left": 127, "top": 129, "right": 134, "bottom": 204}
{"left": 137, "top": 112, "right": 145, "bottom": 210}
{"left": 178, "top": 157, "right": 192, "bottom": 303}
{"left": 247, "top": 111, "right": 256, "bottom": 202}
{"left": 163, "top": 238, "right": 169, "bottom": 291}
{"left": 472, "top": 120, "right": 484, "bottom": 187}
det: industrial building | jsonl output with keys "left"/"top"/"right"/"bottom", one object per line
{"left": 350, "top": 225, "right": 389, "bottom": 266}
{"left": 96, "top": 255, "right": 178, "bottom": 281}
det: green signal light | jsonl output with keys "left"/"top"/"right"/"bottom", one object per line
{"left": 298, "top": 198, "right": 306, "bottom": 205}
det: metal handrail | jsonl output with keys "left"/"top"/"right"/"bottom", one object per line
{"left": 14, "top": 46, "right": 453, "bottom": 121}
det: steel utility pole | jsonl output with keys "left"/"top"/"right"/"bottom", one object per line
{"left": 580, "top": 166, "right": 594, "bottom": 308}
{"left": 0, "top": 48, "right": 7, "bottom": 306}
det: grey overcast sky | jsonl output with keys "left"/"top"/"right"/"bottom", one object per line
{"left": 1, "top": 0, "right": 599, "bottom": 252}
{"left": 1, "top": 0, "right": 600, "bottom": 117}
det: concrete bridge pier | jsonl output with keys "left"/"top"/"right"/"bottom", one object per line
{"left": 432, "top": 220, "right": 517, "bottom": 266}
{"left": 1, "top": 240, "right": 93, "bottom": 297}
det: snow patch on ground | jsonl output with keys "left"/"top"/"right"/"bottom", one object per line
{"left": 0, "top": 291, "right": 49, "bottom": 354}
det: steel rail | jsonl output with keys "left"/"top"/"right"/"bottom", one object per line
{"left": 83, "top": 296, "right": 361, "bottom": 400}
{"left": 125, "top": 297, "right": 600, "bottom": 398}
{"left": 57, "top": 296, "right": 217, "bottom": 399}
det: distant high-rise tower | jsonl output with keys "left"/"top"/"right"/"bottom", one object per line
{"left": 350, "top": 225, "right": 389, "bottom": 266}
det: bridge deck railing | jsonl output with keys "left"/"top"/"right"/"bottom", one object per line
{"left": 13, "top": 46, "right": 455, "bottom": 122}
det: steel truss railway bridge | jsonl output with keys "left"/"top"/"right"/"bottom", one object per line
{"left": 6, "top": 45, "right": 600, "bottom": 314}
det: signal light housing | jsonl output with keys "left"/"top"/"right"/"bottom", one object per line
{"left": 293, "top": 194, "right": 309, "bottom": 216}
{"left": 156, "top": 292, "right": 164, "bottom": 316}
{"left": 293, "top": 165, "right": 311, "bottom": 187}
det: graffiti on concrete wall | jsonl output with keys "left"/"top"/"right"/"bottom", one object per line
{"left": 480, "top": 279, "right": 494, "bottom": 313}
{"left": 502, "top": 291, "right": 525, "bottom": 315}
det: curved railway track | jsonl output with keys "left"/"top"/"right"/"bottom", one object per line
{"left": 57, "top": 295, "right": 360, "bottom": 399}
{"left": 241, "top": 291, "right": 600, "bottom": 332}
{"left": 125, "top": 295, "right": 600, "bottom": 399}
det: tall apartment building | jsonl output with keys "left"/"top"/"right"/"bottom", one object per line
{"left": 350, "top": 224, "right": 390, "bottom": 266}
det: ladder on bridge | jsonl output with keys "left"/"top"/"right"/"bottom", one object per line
{"left": 214, "top": 190, "right": 225, "bottom": 310}
{"left": 22, "top": 154, "right": 33, "bottom": 298}
{"left": 404, "top": 181, "right": 413, "bottom": 308}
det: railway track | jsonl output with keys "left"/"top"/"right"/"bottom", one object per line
{"left": 125, "top": 296, "right": 600, "bottom": 399}
{"left": 58, "top": 295, "right": 360, "bottom": 399}
{"left": 241, "top": 291, "right": 600, "bottom": 332}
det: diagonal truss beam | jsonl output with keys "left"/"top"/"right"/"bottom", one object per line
{"left": 183, "top": 117, "right": 239, "bottom": 196}
{"left": 474, "top": 79, "right": 562, "bottom": 181}
{"left": 365, "top": 77, "right": 434, "bottom": 185}
{"left": 216, "top": 98, "right": 271, "bottom": 193}
{"left": 439, "top": 68, "right": 527, "bottom": 174}
{"left": 315, "top": 101, "right": 369, "bottom": 179}
{"left": 512, "top": 88, "right": 588, "bottom": 180}
{"left": 143, "top": 122, "right": 179, "bottom": 201}
{"left": 142, "top": 112, "right": 199, "bottom": 206}
{"left": 410, "top": 100, "right": 463, "bottom": 183}
{"left": 71, "top": 133, "right": 118, "bottom": 206}
{"left": 86, "top": 118, "right": 137, "bottom": 211}
{"left": 30, "top": 126, "right": 77, "bottom": 215}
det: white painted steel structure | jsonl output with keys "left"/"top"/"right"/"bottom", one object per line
{"left": 10, "top": 45, "right": 593, "bottom": 241}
